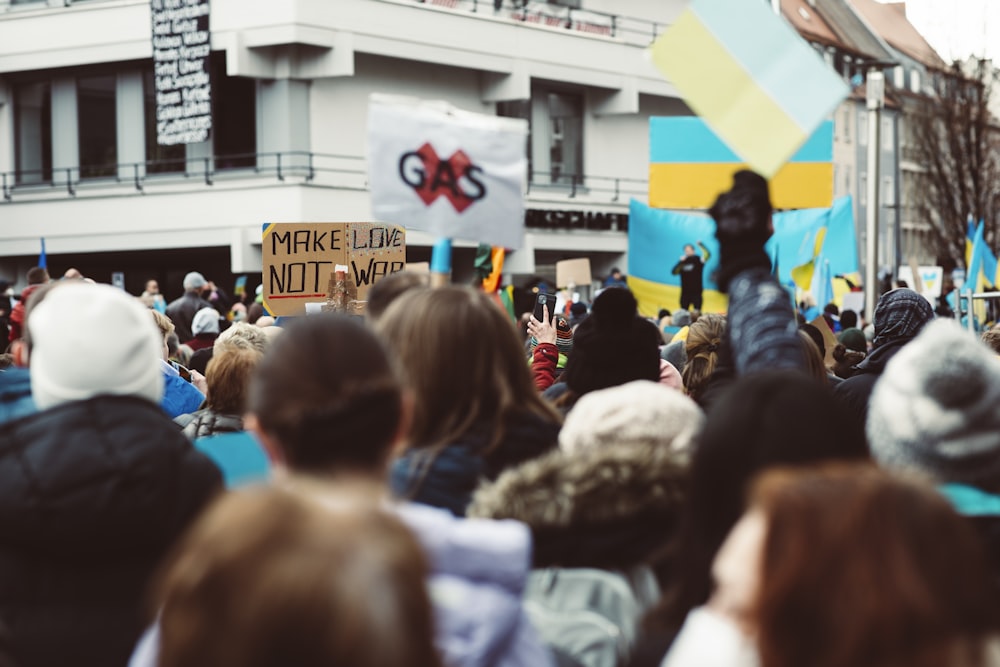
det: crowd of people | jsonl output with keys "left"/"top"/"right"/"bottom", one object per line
{"left": 0, "top": 170, "right": 999, "bottom": 667}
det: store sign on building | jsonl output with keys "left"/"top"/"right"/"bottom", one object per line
{"left": 150, "top": 0, "right": 213, "bottom": 146}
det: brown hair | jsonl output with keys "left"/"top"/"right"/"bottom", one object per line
{"left": 981, "top": 329, "right": 1000, "bottom": 355}
{"left": 682, "top": 313, "right": 725, "bottom": 402}
{"left": 205, "top": 346, "right": 263, "bottom": 415}
{"left": 366, "top": 271, "right": 429, "bottom": 322}
{"left": 749, "top": 464, "right": 999, "bottom": 667}
{"left": 248, "top": 314, "right": 403, "bottom": 475}
{"left": 797, "top": 330, "right": 828, "bottom": 385}
{"left": 155, "top": 482, "right": 441, "bottom": 667}
{"left": 375, "top": 286, "right": 560, "bottom": 455}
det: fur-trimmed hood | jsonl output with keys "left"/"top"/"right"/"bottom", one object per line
{"left": 468, "top": 443, "right": 687, "bottom": 571}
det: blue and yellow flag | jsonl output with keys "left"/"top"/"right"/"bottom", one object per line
{"left": 650, "top": 118, "right": 834, "bottom": 210}
{"left": 650, "top": 0, "right": 848, "bottom": 178}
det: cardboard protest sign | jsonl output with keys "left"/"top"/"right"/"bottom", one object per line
{"left": 262, "top": 222, "right": 405, "bottom": 317}
{"left": 556, "top": 258, "right": 592, "bottom": 289}
{"left": 809, "top": 314, "right": 840, "bottom": 368}
{"left": 367, "top": 94, "right": 528, "bottom": 249}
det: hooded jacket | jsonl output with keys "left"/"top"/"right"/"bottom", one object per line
{"left": 0, "top": 395, "right": 222, "bottom": 667}
{"left": 469, "top": 443, "right": 687, "bottom": 575}
{"left": 390, "top": 411, "right": 559, "bottom": 517}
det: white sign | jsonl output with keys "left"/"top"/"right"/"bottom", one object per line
{"left": 898, "top": 265, "right": 944, "bottom": 299}
{"left": 367, "top": 94, "right": 528, "bottom": 249}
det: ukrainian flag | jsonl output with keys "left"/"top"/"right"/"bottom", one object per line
{"left": 650, "top": 118, "right": 834, "bottom": 210}
{"left": 650, "top": 0, "right": 848, "bottom": 178}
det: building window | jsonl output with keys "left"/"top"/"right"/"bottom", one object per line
{"left": 843, "top": 165, "right": 852, "bottom": 196}
{"left": 211, "top": 54, "right": 256, "bottom": 170}
{"left": 893, "top": 66, "right": 904, "bottom": 89}
{"left": 882, "top": 175, "right": 894, "bottom": 206}
{"left": 143, "top": 71, "right": 186, "bottom": 174}
{"left": 13, "top": 81, "right": 52, "bottom": 185}
{"left": 860, "top": 172, "right": 867, "bottom": 206}
{"left": 881, "top": 117, "right": 893, "bottom": 151}
{"left": 910, "top": 69, "right": 921, "bottom": 93}
{"left": 547, "top": 91, "right": 583, "bottom": 184}
{"left": 77, "top": 75, "right": 117, "bottom": 179}
{"left": 497, "top": 99, "right": 531, "bottom": 182}
{"left": 503, "top": 88, "right": 583, "bottom": 187}
{"left": 858, "top": 110, "right": 868, "bottom": 146}
{"left": 842, "top": 107, "right": 850, "bottom": 142}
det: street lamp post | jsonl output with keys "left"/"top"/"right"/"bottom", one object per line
{"left": 865, "top": 69, "right": 885, "bottom": 323}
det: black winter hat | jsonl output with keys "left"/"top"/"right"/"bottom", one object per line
{"left": 561, "top": 288, "right": 661, "bottom": 396}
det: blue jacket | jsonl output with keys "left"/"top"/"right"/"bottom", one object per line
{"left": 0, "top": 367, "right": 36, "bottom": 426}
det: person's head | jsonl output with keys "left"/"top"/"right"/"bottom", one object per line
{"left": 155, "top": 482, "right": 440, "bottom": 667}
{"left": 798, "top": 323, "right": 826, "bottom": 360}
{"left": 671, "top": 309, "right": 692, "bottom": 328}
{"left": 561, "top": 288, "right": 661, "bottom": 398}
{"left": 166, "top": 333, "right": 180, "bottom": 361}
{"left": 366, "top": 271, "right": 430, "bottom": 323}
{"left": 62, "top": 268, "right": 83, "bottom": 280}
{"left": 981, "top": 328, "right": 1000, "bottom": 354}
{"left": 831, "top": 343, "right": 865, "bottom": 380}
{"left": 25, "top": 266, "right": 49, "bottom": 286}
{"left": 682, "top": 313, "right": 726, "bottom": 402}
{"left": 658, "top": 308, "right": 670, "bottom": 321}
{"left": 146, "top": 279, "right": 160, "bottom": 295}
{"left": 151, "top": 309, "right": 175, "bottom": 361}
{"left": 558, "top": 379, "right": 703, "bottom": 460}
{"left": 797, "top": 329, "right": 828, "bottom": 385}
{"left": 610, "top": 267, "right": 622, "bottom": 279}
{"left": 247, "top": 315, "right": 404, "bottom": 477}
{"left": 205, "top": 346, "right": 264, "bottom": 415}
{"left": 838, "top": 327, "right": 867, "bottom": 353}
{"left": 191, "top": 308, "right": 220, "bottom": 338}
{"left": 182, "top": 271, "right": 207, "bottom": 294}
{"left": 869, "top": 318, "right": 1000, "bottom": 493}
{"left": 653, "top": 370, "right": 867, "bottom": 632}
{"left": 213, "top": 321, "right": 270, "bottom": 355}
{"left": 376, "top": 286, "right": 559, "bottom": 452}
{"left": 872, "top": 288, "right": 934, "bottom": 350}
{"left": 718, "top": 463, "right": 998, "bottom": 667}
{"left": 840, "top": 309, "right": 858, "bottom": 330}
{"left": 26, "top": 282, "right": 163, "bottom": 410}
{"left": 683, "top": 244, "right": 695, "bottom": 256}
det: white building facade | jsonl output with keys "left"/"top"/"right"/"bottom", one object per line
{"left": 0, "top": 0, "right": 686, "bottom": 296}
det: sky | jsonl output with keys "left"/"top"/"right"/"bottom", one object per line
{"left": 896, "top": 0, "right": 1000, "bottom": 63}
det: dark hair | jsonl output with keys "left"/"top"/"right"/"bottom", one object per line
{"left": 658, "top": 308, "right": 670, "bottom": 320}
{"left": 248, "top": 315, "right": 403, "bottom": 474}
{"left": 647, "top": 371, "right": 867, "bottom": 636}
{"left": 752, "top": 464, "right": 1000, "bottom": 667}
{"left": 25, "top": 266, "right": 49, "bottom": 285}
{"left": 797, "top": 330, "right": 828, "bottom": 385}
{"left": 798, "top": 323, "right": 826, "bottom": 359}
{"left": 840, "top": 310, "right": 858, "bottom": 329}
{"left": 366, "top": 272, "right": 429, "bottom": 322}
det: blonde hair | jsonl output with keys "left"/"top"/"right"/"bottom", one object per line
{"left": 798, "top": 330, "right": 829, "bottom": 385}
{"left": 155, "top": 482, "right": 441, "bottom": 667}
{"left": 151, "top": 310, "right": 175, "bottom": 339}
{"left": 682, "top": 313, "right": 725, "bottom": 402}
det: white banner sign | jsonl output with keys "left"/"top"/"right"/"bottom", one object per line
{"left": 367, "top": 94, "right": 528, "bottom": 249}
{"left": 898, "top": 265, "right": 944, "bottom": 299}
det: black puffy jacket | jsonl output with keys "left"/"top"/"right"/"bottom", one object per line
{"left": 0, "top": 395, "right": 222, "bottom": 667}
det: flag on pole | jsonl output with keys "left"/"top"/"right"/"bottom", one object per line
{"left": 649, "top": 0, "right": 848, "bottom": 178}
{"left": 38, "top": 238, "right": 47, "bottom": 269}
{"left": 368, "top": 94, "right": 528, "bottom": 249}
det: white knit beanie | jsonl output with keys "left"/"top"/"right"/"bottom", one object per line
{"left": 29, "top": 282, "right": 164, "bottom": 411}
{"left": 868, "top": 318, "right": 1000, "bottom": 491}
{"left": 559, "top": 379, "right": 703, "bottom": 458}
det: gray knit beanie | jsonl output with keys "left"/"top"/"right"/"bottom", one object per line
{"left": 868, "top": 318, "right": 1000, "bottom": 492}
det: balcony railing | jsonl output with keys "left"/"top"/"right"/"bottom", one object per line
{"left": 0, "top": 151, "right": 646, "bottom": 214}
{"left": 386, "top": 0, "right": 667, "bottom": 47}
